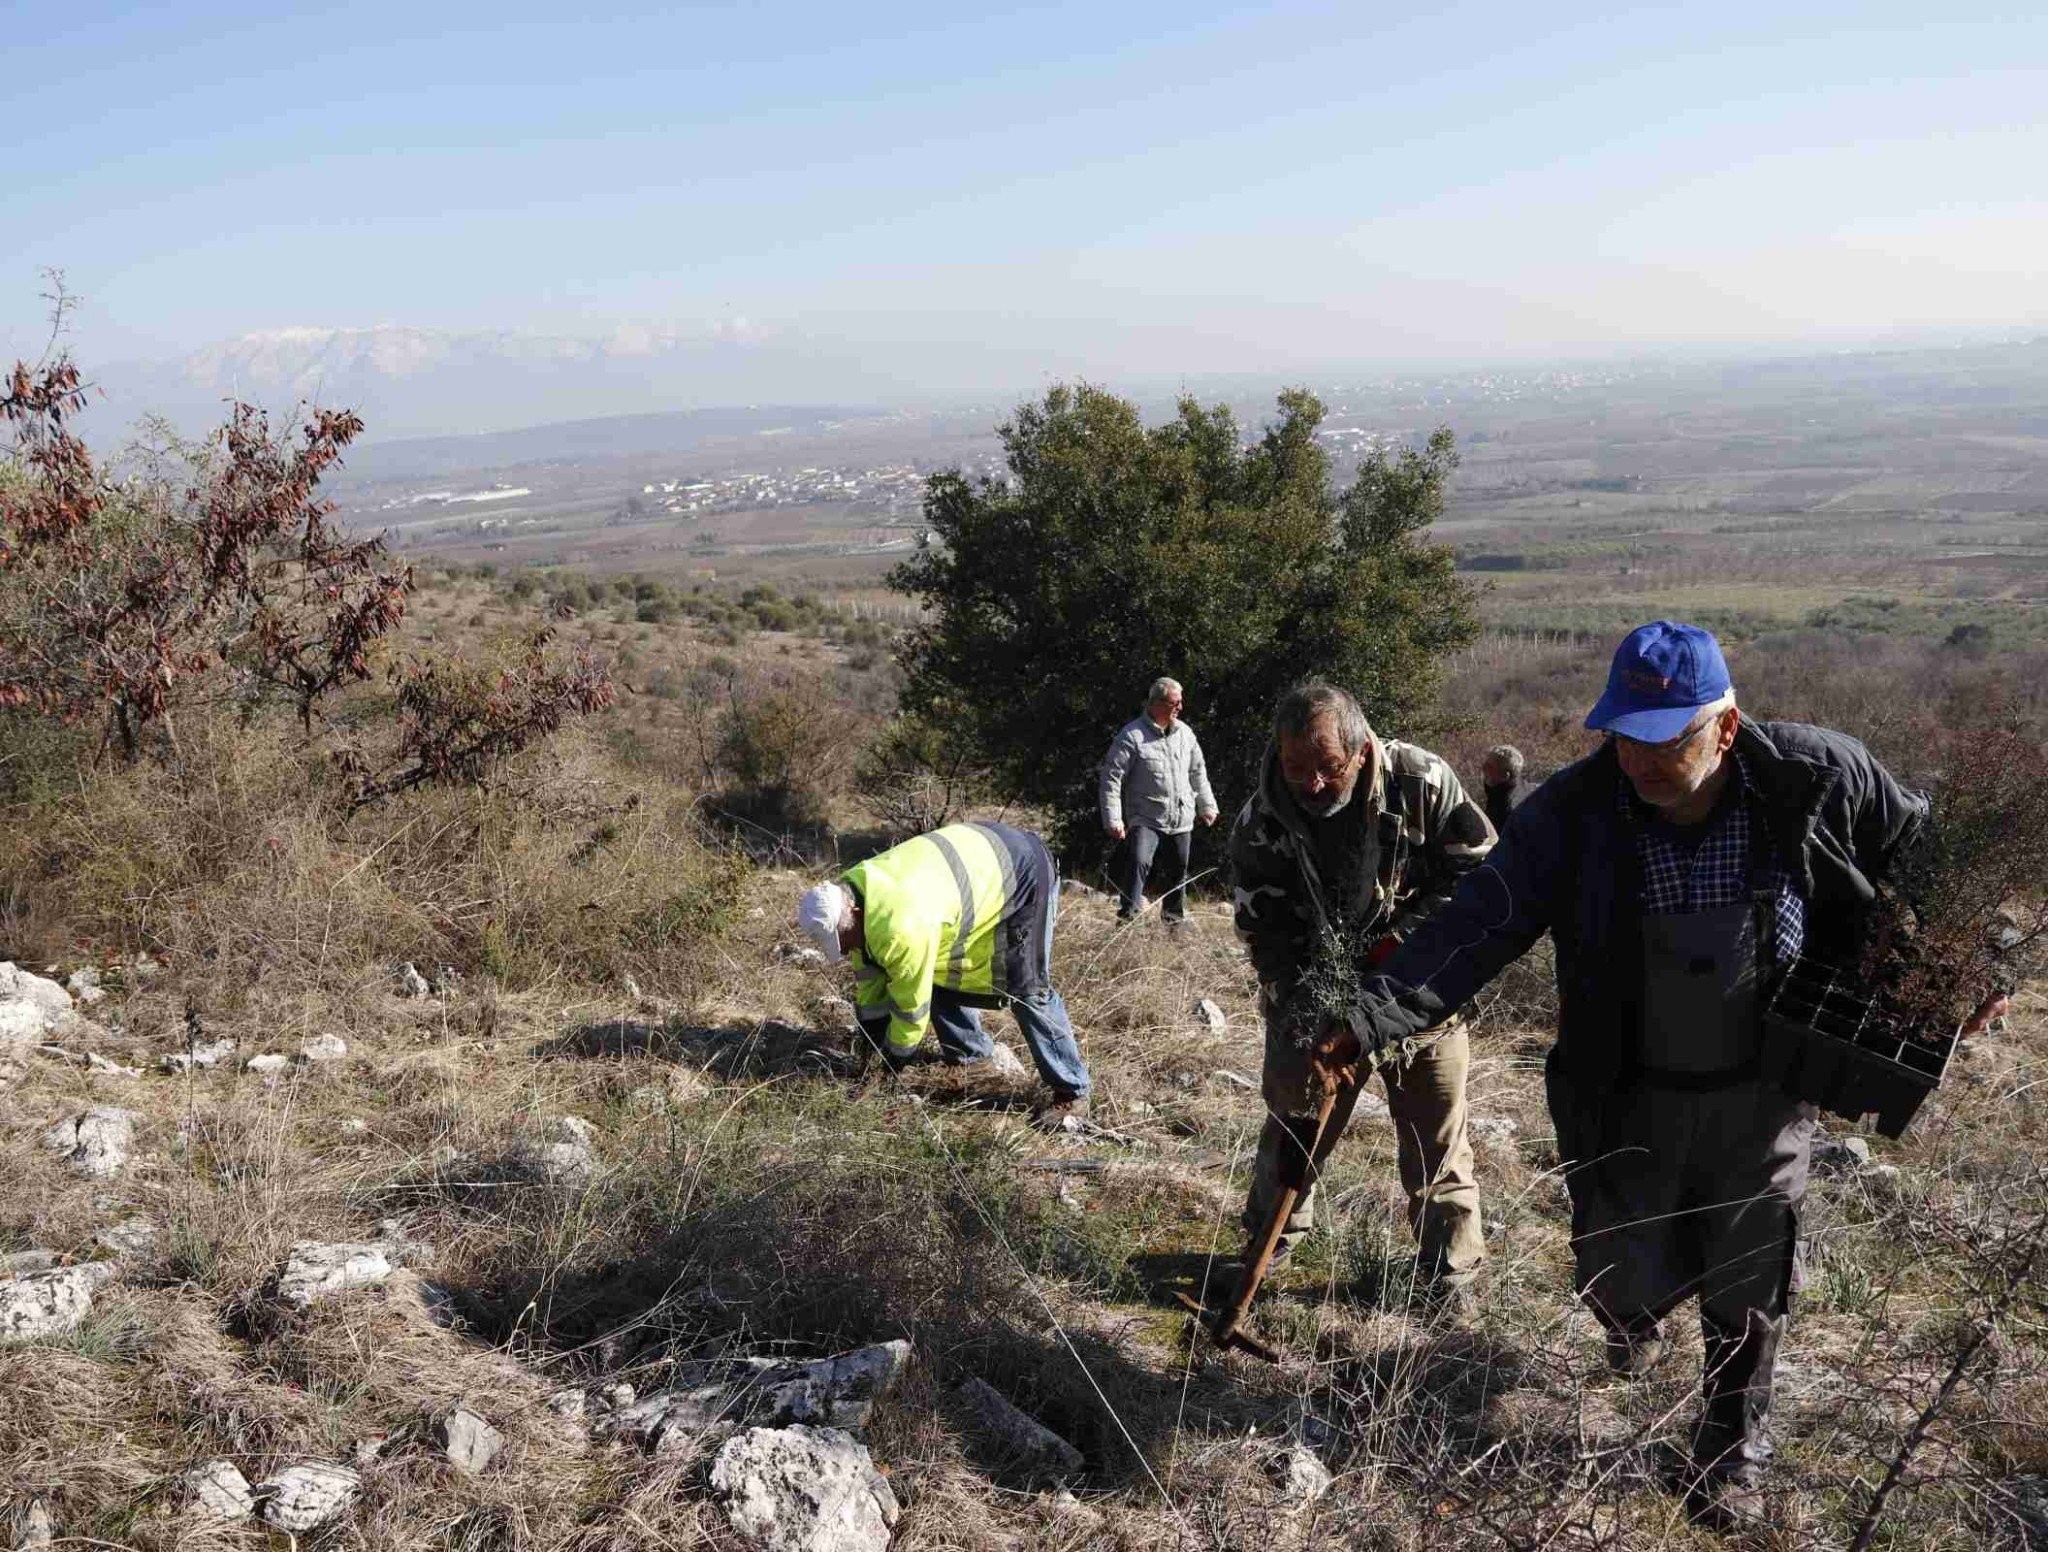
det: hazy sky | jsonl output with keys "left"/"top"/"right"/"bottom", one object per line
{"left": 6, "top": 1, "right": 2047, "bottom": 378}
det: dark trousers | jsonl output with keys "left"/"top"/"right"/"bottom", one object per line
{"left": 1566, "top": 1078, "right": 1811, "bottom": 1481}
{"left": 1120, "top": 826, "right": 1192, "bottom": 921}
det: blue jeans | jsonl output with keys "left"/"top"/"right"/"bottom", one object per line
{"left": 866, "top": 875, "right": 1090, "bottom": 1097}
{"left": 917, "top": 988, "right": 1091, "bottom": 1098}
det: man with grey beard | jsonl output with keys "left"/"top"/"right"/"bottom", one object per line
{"left": 1228, "top": 680, "right": 1497, "bottom": 1306}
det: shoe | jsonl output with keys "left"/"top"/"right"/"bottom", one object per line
{"left": 1425, "top": 1274, "right": 1481, "bottom": 1321}
{"left": 1030, "top": 1091, "right": 1092, "bottom": 1131}
{"left": 1684, "top": 1468, "right": 1766, "bottom": 1531}
{"left": 1605, "top": 1326, "right": 1670, "bottom": 1378}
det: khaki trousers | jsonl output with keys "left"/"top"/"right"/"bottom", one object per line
{"left": 1242, "top": 1021, "right": 1485, "bottom": 1281}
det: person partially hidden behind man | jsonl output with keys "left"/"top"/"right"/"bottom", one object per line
{"left": 1350, "top": 620, "right": 2008, "bottom": 1528}
{"left": 1099, "top": 676, "right": 1219, "bottom": 928}
{"left": 1230, "top": 680, "right": 1498, "bottom": 1309}
{"left": 797, "top": 821, "right": 1092, "bottom": 1129}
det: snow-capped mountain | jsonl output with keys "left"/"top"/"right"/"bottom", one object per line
{"left": 98, "top": 320, "right": 905, "bottom": 440}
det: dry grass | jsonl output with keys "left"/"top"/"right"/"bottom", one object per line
{"left": 5, "top": 862, "right": 2043, "bottom": 1549}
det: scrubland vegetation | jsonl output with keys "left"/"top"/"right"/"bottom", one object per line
{"left": 2, "top": 354, "right": 2044, "bottom": 1550}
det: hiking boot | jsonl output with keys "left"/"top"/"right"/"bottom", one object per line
{"left": 1684, "top": 1468, "right": 1767, "bottom": 1532}
{"left": 1031, "top": 1091, "right": 1092, "bottom": 1131}
{"left": 1605, "top": 1325, "right": 1670, "bottom": 1378}
{"left": 1425, "top": 1273, "right": 1481, "bottom": 1322}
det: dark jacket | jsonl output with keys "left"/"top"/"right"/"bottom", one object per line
{"left": 1364, "top": 719, "right": 1929, "bottom": 1157}
{"left": 1230, "top": 726, "right": 1496, "bottom": 1016}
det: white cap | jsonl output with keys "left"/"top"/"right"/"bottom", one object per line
{"left": 796, "top": 882, "right": 852, "bottom": 962}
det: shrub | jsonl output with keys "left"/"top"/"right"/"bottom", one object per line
{"left": 891, "top": 384, "right": 1477, "bottom": 856}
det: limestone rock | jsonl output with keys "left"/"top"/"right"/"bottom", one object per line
{"left": 254, "top": 1462, "right": 360, "bottom": 1533}
{"left": 299, "top": 1034, "right": 348, "bottom": 1064}
{"left": 439, "top": 1407, "right": 504, "bottom": 1475}
{"left": 529, "top": 1116, "right": 598, "bottom": 1184}
{"left": 245, "top": 1053, "right": 289, "bottom": 1074}
{"left": 187, "top": 1459, "right": 254, "bottom": 1520}
{"left": 1468, "top": 1116, "right": 1519, "bottom": 1145}
{"left": 0, "top": 962, "right": 75, "bottom": 1053}
{"left": 65, "top": 967, "right": 106, "bottom": 1005}
{"left": 275, "top": 1242, "right": 396, "bottom": 1308}
{"left": 1270, "top": 1445, "right": 1333, "bottom": 1503}
{"left": 612, "top": 1341, "right": 913, "bottom": 1450}
{"left": 0, "top": 1264, "right": 115, "bottom": 1344}
{"left": 1813, "top": 1134, "right": 1873, "bottom": 1177}
{"left": 94, "top": 1217, "right": 159, "bottom": 1256}
{"left": 43, "top": 1106, "right": 139, "bottom": 1179}
{"left": 709, "top": 1425, "right": 900, "bottom": 1552}
{"left": 546, "top": 1388, "right": 588, "bottom": 1421}
{"left": 1194, "top": 998, "right": 1228, "bottom": 1033}
{"left": 955, "top": 1376, "right": 1083, "bottom": 1478}
{"left": 395, "top": 961, "right": 432, "bottom": 998}
{"left": 985, "top": 1043, "right": 1028, "bottom": 1079}
{"left": 86, "top": 1051, "right": 142, "bottom": 1078}
{"left": 338, "top": 1117, "right": 369, "bottom": 1136}
{"left": 11, "top": 1499, "right": 53, "bottom": 1548}
{"left": 0, "top": 1250, "right": 58, "bottom": 1276}
{"left": 774, "top": 943, "right": 827, "bottom": 967}
{"left": 160, "top": 1038, "right": 236, "bottom": 1073}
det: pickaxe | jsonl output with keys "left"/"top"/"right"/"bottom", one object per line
{"left": 1175, "top": 1020, "right": 1364, "bottom": 1362}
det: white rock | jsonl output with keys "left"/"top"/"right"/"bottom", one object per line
{"left": 338, "top": 1117, "right": 368, "bottom": 1136}
{"left": 955, "top": 1376, "right": 1083, "bottom": 1477}
{"left": 275, "top": 1242, "right": 395, "bottom": 1307}
{"left": 43, "top": 1106, "right": 139, "bottom": 1179}
{"left": 245, "top": 1053, "right": 288, "bottom": 1074}
{"left": 1468, "top": 1116, "right": 1519, "bottom": 1144}
{"left": 985, "top": 1043, "right": 1028, "bottom": 1078}
{"left": 0, "top": 962, "right": 75, "bottom": 1053}
{"left": 0, "top": 1264, "right": 114, "bottom": 1343}
{"left": 1271, "top": 1445, "right": 1333, "bottom": 1503}
{"left": 1194, "top": 998, "right": 1228, "bottom": 1033}
{"left": 546, "top": 1388, "right": 588, "bottom": 1421}
{"left": 0, "top": 1250, "right": 58, "bottom": 1275}
{"left": 709, "top": 1425, "right": 900, "bottom": 1552}
{"left": 87, "top": 1051, "right": 142, "bottom": 1078}
{"left": 600, "top": 1382, "right": 637, "bottom": 1411}
{"left": 94, "top": 1217, "right": 159, "bottom": 1256}
{"left": 187, "top": 1459, "right": 254, "bottom": 1520}
{"left": 1048, "top": 1489, "right": 1104, "bottom": 1532}
{"left": 439, "top": 1407, "right": 504, "bottom": 1475}
{"left": 614, "top": 1341, "right": 914, "bottom": 1449}
{"left": 530, "top": 1116, "right": 598, "bottom": 1184}
{"left": 12, "top": 1499, "right": 54, "bottom": 1547}
{"left": 774, "top": 943, "right": 827, "bottom": 967}
{"left": 65, "top": 968, "right": 106, "bottom": 1005}
{"left": 160, "top": 1038, "right": 236, "bottom": 1073}
{"left": 254, "top": 1462, "right": 360, "bottom": 1533}
{"left": 1813, "top": 1134, "right": 1873, "bottom": 1177}
{"left": 396, "top": 962, "right": 432, "bottom": 998}
{"left": 298, "top": 1034, "right": 349, "bottom": 1064}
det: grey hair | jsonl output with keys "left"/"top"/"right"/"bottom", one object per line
{"left": 1273, "top": 681, "right": 1370, "bottom": 757}
{"left": 1146, "top": 676, "right": 1182, "bottom": 708}
{"left": 1486, "top": 744, "right": 1525, "bottom": 777}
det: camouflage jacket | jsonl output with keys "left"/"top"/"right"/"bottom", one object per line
{"left": 1230, "top": 727, "right": 1496, "bottom": 1017}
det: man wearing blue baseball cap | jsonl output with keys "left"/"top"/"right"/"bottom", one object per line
{"left": 1338, "top": 620, "right": 2003, "bottom": 1528}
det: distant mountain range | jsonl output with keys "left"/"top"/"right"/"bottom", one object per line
{"left": 90, "top": 322, "right": 938, "bottom": 441}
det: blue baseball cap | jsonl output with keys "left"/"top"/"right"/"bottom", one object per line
{"left": 1585, "top": 621, "right": 1732, "bottom": 742}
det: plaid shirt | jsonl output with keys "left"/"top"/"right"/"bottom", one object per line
{"left": 1624, "top": 753, "right": 1806, "bottom": 964}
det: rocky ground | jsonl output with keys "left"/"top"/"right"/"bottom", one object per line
{"left": 1, "top": 878, "right": 2044, "bottom": 1550}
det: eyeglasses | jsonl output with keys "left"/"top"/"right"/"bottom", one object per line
{"left": 1606, "top": 714, "right": 1718, "bottom": 760}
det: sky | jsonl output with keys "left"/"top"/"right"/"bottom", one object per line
{"left": 5, "top": 0, "right": 2048, "bottom": 395}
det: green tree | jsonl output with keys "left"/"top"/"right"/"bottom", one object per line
{"left": 889, "top": 383, "right": 1477, "bottom": 856}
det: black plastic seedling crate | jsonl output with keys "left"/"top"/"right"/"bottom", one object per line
{"left": 1760, "top": 956, "right": 1955, "bottom": 1139}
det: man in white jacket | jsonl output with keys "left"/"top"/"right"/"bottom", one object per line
{"left": 1099, "top": 677, "right": 1219, "bottom": 928}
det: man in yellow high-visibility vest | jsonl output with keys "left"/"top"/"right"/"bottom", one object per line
{"left": 797, "top": 821, "right": 1092, "bottom": 1127}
